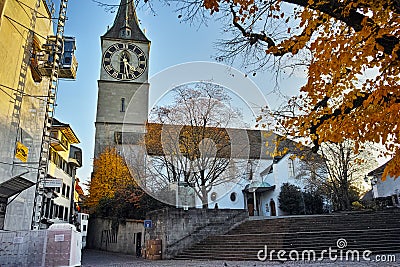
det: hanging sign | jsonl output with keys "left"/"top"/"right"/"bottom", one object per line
{"left": 15, "top": 142, "right": 28, "bottom": 162}
{"left": 43, "top": 178, "right": 63, "bottom": 188}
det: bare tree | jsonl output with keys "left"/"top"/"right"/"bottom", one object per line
{"left": 145, "top": 82, "right": 246, "bottom": 208}
{"left": 296, "top": 141, "right": 377, "bottom": 211}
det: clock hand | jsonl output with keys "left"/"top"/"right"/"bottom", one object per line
{"left": 124, "top": 61, "right": 130, "bottom": 75}
{"left": 125, "top": 61, "right": 136, "bottom": 72}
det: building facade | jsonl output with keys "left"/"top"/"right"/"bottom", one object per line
{"left": 144, "top": 124, "right": 307, "bottom": 217}
{"left": 0, "top": 0, "right": 77, "bottom": 230}
{"left": 42, "top": 118, "right": 82, "bottom": 227}
{"left": 202, "top": 152, "right": 304, "bottom": 217}
{"left": 367, "top": 160, "right": 400, "bottom": 207}
{"left": 0, "top": 0, "right": 53, "bottom": 230}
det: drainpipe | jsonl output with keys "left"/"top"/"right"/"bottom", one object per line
{"left": 253, "top": 190, "right": 257, "bottom": 216}
{"left": 69, "top": 166, "right": 76, "bottom": 224}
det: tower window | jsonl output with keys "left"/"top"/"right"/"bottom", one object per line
{"left": 120, "top": 29, "right": 131, "bottom": 38}
{"left": 121, "top": 98, "right": 125, "bottom": 112}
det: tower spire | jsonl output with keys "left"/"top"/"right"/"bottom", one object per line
{"left": 103, "top": 0, "right": 148, "bottom": 41}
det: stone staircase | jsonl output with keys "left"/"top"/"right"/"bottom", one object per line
{"left": 174, "top": 210, "right": 400, "bottom": 261}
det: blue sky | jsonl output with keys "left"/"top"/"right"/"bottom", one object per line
{"left": 53, "top": 0, "right": 305, "bottom": 185}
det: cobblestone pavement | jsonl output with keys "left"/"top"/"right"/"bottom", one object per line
{"left": 82, "top": 249, "right": 399, "bottom": 267}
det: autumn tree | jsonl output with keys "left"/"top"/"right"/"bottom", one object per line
{"left": 87, "top": 147, "right": 134, "bottom": 208}
{"left": 144, "top": 82, "right": 246, "bottom": 208}
{"left": 95, "top": 183, "right": 166, "bottom": 219}
{"left": 168, "top": 0, "right": 399, "bottom": 179}
{"left": 296, "top": 140, "right": 376, "bottom": 211}
{"left": 86, "top": 146, "right": 162, "bottom": 218}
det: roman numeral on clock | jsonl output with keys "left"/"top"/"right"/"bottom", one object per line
{"left": 104, "top": 64, "right": 112, "bottom": 72}
{"left": 111, "top": 72, "right": 118, "bottom": 79}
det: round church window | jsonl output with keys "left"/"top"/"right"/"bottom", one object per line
{"left": 230, "top": 192, "right": 237, "bottom": 202}
{"left": 211, "top": 192, "right": 217, "bottom": 201}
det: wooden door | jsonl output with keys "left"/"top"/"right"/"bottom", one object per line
{"left": 270, "top": 199, "right": 276, "bottom": 216}
{"left": 247, "top": 198, "right": 254, "bottom": 216}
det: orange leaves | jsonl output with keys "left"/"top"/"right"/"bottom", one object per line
{"left": 87, "top": 147, "right": 136, "bottom": 210}
{"left": 203, "top": 0, "right": 260, "bottom": 16}
{"left": 203, "top": 0, "right": 220, "bottom": 13}
{"left": 199, "top": 0, "right": 400, "bottom": 177}
{"left": 382, "top": 155, "right": 400, "bottom": 181}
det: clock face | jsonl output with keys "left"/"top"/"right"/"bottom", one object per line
{"left": 102, "top": 43, "right": 147, "bottom": 80}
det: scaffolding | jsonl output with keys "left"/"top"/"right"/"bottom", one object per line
{"left": 31, "top": 0, "right": 71, "bottom": 230}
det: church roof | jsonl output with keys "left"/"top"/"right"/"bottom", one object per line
{"left": 102, "top": 0, "right": 149, "bottom": 42}
{"left": 144, "top": 123, "right": 275, "bottom": 160}
{"left": 118, "top": 123, "right": 309, "bottom": 161}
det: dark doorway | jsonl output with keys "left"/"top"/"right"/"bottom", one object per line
{"left": 270, "top": 199, "right": 276, "bottom": 216}
{"left": 247, "top": 198, "right": 254, "bottom": 216}
{"left": 0, "top": 197, "right": 6, "bottom": 230}
{"left": 136, "top": 232, "right": 142, "bottom": 257}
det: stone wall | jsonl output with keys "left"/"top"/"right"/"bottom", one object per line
{"left": 146, "top": 208, "right": 248, "bottom": 259}
{"left": 87, "top": 217, "right": 144, "bottom": 255}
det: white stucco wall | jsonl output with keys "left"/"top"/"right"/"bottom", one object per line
{"left": 198, "top": 153, "right": 307, "bottom": 217}
{"left": 261, "top": 154, "right": 304, "bottom": 216}
{"left": 375, "top": 175, "right": 400, "bottom": 198}
{"left": 193, "top": 159, "right": 273, "bottom": 209}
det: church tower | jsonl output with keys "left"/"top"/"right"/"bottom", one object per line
{"left": 94, "top": 0, "right": 150, "bottom": 156}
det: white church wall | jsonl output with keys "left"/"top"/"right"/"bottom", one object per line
{"left": 208, "top": 180, "right": 248, "bottom": 209}
{"left": 259, "top": 154, "right": 305, "bottom": 216}
{"left": 194, "top": 158, "right": 274, "bottom": 209}
{"left": 376, "top": 175, "right": 400, "bottom": 198}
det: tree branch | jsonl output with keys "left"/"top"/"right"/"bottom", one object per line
{"left": 284, "top": 0, "right": 400, "bottom": 57}
{"left": 230, "top": 5, "right": 275, "bottom": 48}
{"left": 229, "top": 0, "right": 399, "bottom": 57}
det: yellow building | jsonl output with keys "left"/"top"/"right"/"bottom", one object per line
{"left": 41, "top": 118, "right": 82, "bottom": 227}
{"left": 0, "top": 0, "right": 77, "bottom": 230}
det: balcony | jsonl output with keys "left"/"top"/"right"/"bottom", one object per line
{"left": 49, "top": 131, "right": 68, "bottom": 151}
{"left": 69, "top": 145, "right": 82, "bottom": 167}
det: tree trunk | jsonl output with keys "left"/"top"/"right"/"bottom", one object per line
{"left": 343, "top": 185, "right": 351, "bottom": 210}
{"left": 201, "top": 185, "right": 208, "bottom": 209}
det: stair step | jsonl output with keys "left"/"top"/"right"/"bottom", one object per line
{"left": 174, "top": 211, "right": 400, "bottom": 261}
